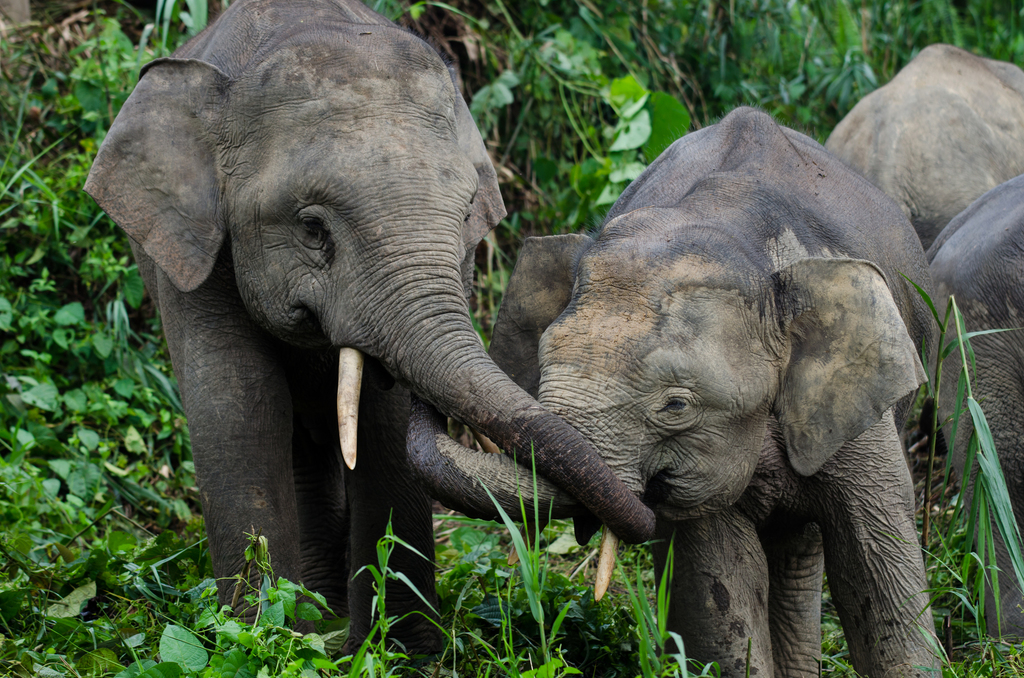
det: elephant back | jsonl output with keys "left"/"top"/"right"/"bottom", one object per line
{"left": 825, "top": 44, "right": 1024, "bottom": 250}
{"left": 604, "top": 107, "right": 935, "bottom": 367}
{"left": 928, "top": 173, "right": 1024, "bottom": 327}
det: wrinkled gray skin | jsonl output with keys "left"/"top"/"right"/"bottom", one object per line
{"left": 84, "top": 0, "right": 654, "bottom": 651}
{"left": 826, "top": 43, "right": 1024, "bottom": 250}
{"left": 482, "top": 109, "right": 940, "bottom": 677}
{"left": 928, "top": 174, "right": 1024, "bottom": 638}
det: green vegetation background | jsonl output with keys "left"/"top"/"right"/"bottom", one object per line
{"left": 2, "top": 0, "right": 1024, "bottom": 675}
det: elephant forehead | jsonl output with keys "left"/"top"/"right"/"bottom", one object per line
{"left": 544, "top": 282, "right": 774, "bottom": 390}
{"left": 233, "top": 37, "right": 457, "bottom": 135}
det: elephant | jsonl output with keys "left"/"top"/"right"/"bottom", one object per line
{"left": 826, "top": 43, "right": 1024, "bottom": 250}
{"left": 927, "top": 174, "right": 1024, "bottom": 638}
{"left": 83, "top": 0, "right": 655, "bottom": 652}
{"left": 408, "top": 108, "right": 940, "bottom": 676}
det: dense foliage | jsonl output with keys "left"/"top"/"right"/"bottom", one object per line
{"left": 2, "top": 0, "right": 1024, "bottom": 675}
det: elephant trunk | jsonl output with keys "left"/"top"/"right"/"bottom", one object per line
{"left": 406, "top": 395, "right": 582, "bottom": 520}
{"left": 346, "top": 252, "right": 655, "bottom": 544}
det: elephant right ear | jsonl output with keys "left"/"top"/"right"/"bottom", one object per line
{"left": 775, "top": 258, "right": 927, "bottom": 477}
{"left": 489, "top": 234, "right": 593, "bottom": 397}
{"left": 453, "top": 78, "right": 506, "bottom": 252}
{"left": 84, "top": 58, "right": 229, "bottom": 293}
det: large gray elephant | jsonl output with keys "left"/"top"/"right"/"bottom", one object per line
{"left": 84, "top": 0, "right": 654, "bottom": 651}
{"left": 928, "top": 174, "right": 1024, "bottom": 637}
{"left": 410, "top": 108, "right": 940, "bottom": 676}
{"left": 826, "top": 43, "right": 1024, "bottom": 250}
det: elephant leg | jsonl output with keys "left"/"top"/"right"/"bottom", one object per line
{"left": 292, "top": 412, "right": 350, "bottom": 619}
{"left": 762, "top": 521, "right": 824, "bottom": 677}
{"left": 945, "top": 333, "right": 1024, "bottom": 638}
{"left": 154, "top": 261, "right": 302, "bottom": 612}
{"left": 808, "top": 410, "right": 939, "bottom": 677}
{"left": 345, "top": 380, "right": 440, "bottom": 653}
{"left": 654, "top": 508, "right": 773, "bottom": 677}
{"left": 988, "top": 525, "right": 1024, "bottom": 637}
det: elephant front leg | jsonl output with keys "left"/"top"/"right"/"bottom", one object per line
{"left": 292, "top": 412, "right": 350, "bottom": 621}
{"left": 762, "top": 521, "right": 824, "bottom": 677}
{"left": 345, "top": 383, "right": 440, "bottom": 653}
{"left": 809, "top": 411, "right": 940, "bottom": 677}
{"left": 155, "top": 266, "right": 302, "bottom": 614}
{"left": 654, "top": 508, "right": 773, "bottom": 677}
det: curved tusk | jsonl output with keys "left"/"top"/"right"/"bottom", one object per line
{"left": 594, "top": 527, "right": 619, "bottom": 602}
{"left": 472, "top": 428, "right": 501, "bottom": 455}
{"left": 337, "top": 347, "right": 364, "bottom": 470}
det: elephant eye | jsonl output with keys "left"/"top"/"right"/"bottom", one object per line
{"left": 660, "top": 398, "right": 688, "bottom": 413}
{"left": 301, "top": 216, "right": 329, "bottom": 249}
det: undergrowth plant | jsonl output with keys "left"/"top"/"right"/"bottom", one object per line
{"left": 905, "top": 276, "right": 1024, "bottom": 670}
{"left": 5, "top": 1, "right": 1024, "bottom": 676}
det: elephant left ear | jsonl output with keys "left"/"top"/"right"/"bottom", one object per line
{"left": 453, "top": 77, "right": 506, "bottom": 252}
{"left": 775, "top": 257, "right": 927, "bottom": 477}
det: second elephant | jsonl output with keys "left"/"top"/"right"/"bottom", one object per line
{"left": 826, "top": 43, "right": 1024, "bottom": 250}
{"left": 928, "top": 173, "right": 1024, "bottom": 638}
{"left": 411, "top": 108, "right": 940, "bottom": 677}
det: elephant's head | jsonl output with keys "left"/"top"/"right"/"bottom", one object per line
{"left": 411, "top": 211, "right": 925, "bottom": 575}
{"left": 84, "top": 4, "right": 655, "bottom": 544}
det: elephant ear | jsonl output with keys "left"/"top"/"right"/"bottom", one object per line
{"left": 453, "top": 76, "right": 506, "bottom": 252}
{"left": 775, "top": 257, "right": 927, "bottom": 477}
{"left": 84, "top": 58, "right": 229, "bottom": 293}
{"left": 489, "top": 234, "right": 593, "bottom": 397}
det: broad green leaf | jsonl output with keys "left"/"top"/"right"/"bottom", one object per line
{"left": 49, "top": 459, "right": 71, "bottom": 479}
{"left": 0, "top": 590, "right": 26, "bottom": 624}
{"left": 52, "top": 328, "right": 74, "bottom": 349}
{"left": 297, "top": 602, "right": 323, "bottom": 621}
{"left": 46, "top": 580, "right": 96, "bottom": 618}
{"left": 42, "top": 478, "right": 60, "bottom": 497}
{"left": 545, "top": 531, "right": 579, "bottom": 555}
{"left": 114, "top": 659, "right": 157, "bottom": 678}
{"left": 159, "top": 624, "right": 209, "bottom": 672}
{"left": 124, "top": 632, "right": 146, "bottom": 648}
{"left": 595, "top": 181, "right": 624, "bottom": 205}
{"left": 124, "top": 425, "right": 147, "bottom": 454}
{"left": 93, "top": 332, "right": 114, "bottom": 358}
{"left": 54, "top": 301, "right": 85, "bottom": 326}
{"left": 139, "top": 662, "right": 183, "bottom": 678}
{"left": 275, "top": 578, "right": 298, "bottom": 619}
{"left": 76, "top": 648, "right": 123, "bottom": 675}
{"left": 76, "top": 426, "right": 100, "bottom": 450}
{"left": 74, "top": 80, "right": 106, "bottom": 113}
{"left": 67, "top": 462, "right": 102, "bottom": 497}
{"left": 21, "top": 382, "right": 59, "bottom": 411}
{"left": 643, "top": 91, "right": 690, "bottom": 161}
{"left": 608, "top": 75, "right": 648, "bottom": 111}
{"left": 114, "top": 378, "right": 135, "bottom": 398}
{"left": 16, "top": 428, "right": 35, "bottom": 448}
{"left": 108, "top": 530, "right": 138, "bottom": 553}
{"left": 609, "top": 109, "right": 652, "bottom": 151}
{"left": 63, "top": 389, "right": 87, "bottom": 412}
{"left": 124, "top": 269, "right": 146, "bottom": 308}
{"left": 608, "top": 162, "right": 646, "bottom": 183}
{"left": 262, "top": 599, "right": 285, "bottom": 627}
{"left": 0, "top": 297, "right": 12, "bottom": 331}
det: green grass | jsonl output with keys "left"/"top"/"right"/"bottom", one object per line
{"left": 3, "top": 0, "right": 1024, "bottom": 676}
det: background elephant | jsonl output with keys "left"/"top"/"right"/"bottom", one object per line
{"left": 928, "top": 174, "right": 1024, "bottom": 637}
{"left": 826, "top": 43, "right": 1024, "bottom": 250}
{"left": 84, "top": 0, "right": 654, "bottom": 652}
{"left": 410, "top": 108, "right": 939, "bottom": 676}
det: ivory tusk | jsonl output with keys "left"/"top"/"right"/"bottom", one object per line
{"left": 594, "top": 527, "right": 619, "bottom": 602}
{"left": 472, "top": 428, "right": 501, "bottom": 455}
{"left": 337, "top": 347, "right": 364, "bottom": 470}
